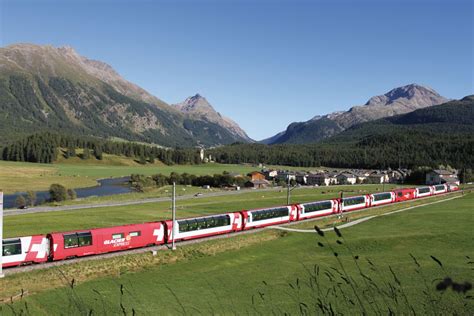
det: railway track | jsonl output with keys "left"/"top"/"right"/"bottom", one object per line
{"left": 3, "top": 190, "right": 464, "bottom": 276}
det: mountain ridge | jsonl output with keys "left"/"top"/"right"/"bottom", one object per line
{"left": 0, "top": 43, "right": 250, "bottom": 147}
{"left": 263, "top": 84, "right": 449, "bottom": 144}
{"left": 173, "top": 94, "right": 252, "bottom": 142}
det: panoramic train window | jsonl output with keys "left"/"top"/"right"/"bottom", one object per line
{"left": 252, "top": 207, "right": 289, "bottom": 222}
{"left": 77, "top": 232, "right": 92, "bottom": 247}
{"left": 178, "top": 215, "right": 231, "bottom": 233}
{"left": 64, "top": 232, "right": 92, "bottom": 248}
{"left": 130, "top": 231, "right": 141, "bottom": 237}
{"left": 435, "top": 185, "right": 445, "bottom": 191}
{"left": 2, "top": 239, "right": 21, "bottom": 256}
{"left": 63, "top": 234, "right": 79, "bottom": 248}
{"left": 343, "top": 196, "right": 365, "bottom": 206}
{"left": 418, "top": 187, "right": 430, "bottom": 194}
{"left": 303, "top": 201, "right": 332, "bottom": 213}
{"left": 373, "top": 192, "right": 392, "bottom": 202}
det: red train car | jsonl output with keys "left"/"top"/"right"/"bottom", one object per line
{"left": 393, "top": 188, "right": 417, "bottom": 202}
{"left": 297, "top": 199, "right": 338, "bottom": 220}
{"left": 2, "top": 235, "right": 49, "bottom": 268}
{"left": 48, "top": 222, "right": 165, "bottom": 261}
{"left": 164, "top": 212, "right": 242, "bottom": 242}
{"left": 241, "top": 205, "right": 297, "bottom": 230}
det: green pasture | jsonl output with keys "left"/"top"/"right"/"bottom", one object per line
{"left": 1, "top": 192, "right": 471, "bottom": 314}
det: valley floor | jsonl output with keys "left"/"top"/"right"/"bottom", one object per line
{"left": 1, "top": 192, "right": 472, "bottom": 314}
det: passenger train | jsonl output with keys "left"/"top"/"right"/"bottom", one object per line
{"left": 1, "top": 183, "right": 459, "bottom": 268}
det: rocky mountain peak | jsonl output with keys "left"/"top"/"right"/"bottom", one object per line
{"left": 365, "top": 83, "right": 447, "bottom": 107}
{"left": 173, "top": 95, "right": 252, "bottom": 142}
{"left": 176, "top": 93, "right": 215, "bottom": 113}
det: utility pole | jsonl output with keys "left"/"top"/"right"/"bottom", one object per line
{"left": 0, "top": 191, "right": 4, "bottom": 278}
{"left": 172, "top": 182, "right": 176, "bottom": 251}
{"left": 287, "top": 175, "right": 298, "bottom": 205}
{"left": 339, "top": 190, "right": 344, "bottom": 219}
{"left": 287, "top": 176, "right": 290, "bottom": 205}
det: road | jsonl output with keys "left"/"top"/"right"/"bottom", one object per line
{"left": 3, "top": 186, "right": 286, "bottom": 216}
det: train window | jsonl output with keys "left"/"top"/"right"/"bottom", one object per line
{"left": 343, "top": 196, "right": 365, "bottom": 206}
{"left": 435, "top": 185, "right": 445, "bottom": 191}
{"left": 130, "top": 231, "right": 141, "bottom": 237}
{"left": 112, "top": 233, "right": 124, "bottom": 239}
{"left": 252, "top": 207, "right": 289, "bottom": 222}
{"left": 398, "top": 192, "right": 403, "bottom": 197}
{"left": 3, "top": 239, "right": 21, "bottom": 256}
{"left": 373, "top": 193, "right": 392, "bottom": 201}
{"left": 77, "top": 232, "right": 92, "bottom": 247}
{"left": 178, "top": 215, "right": 231, "bottom": 232}
{"left": 63, "top": 234, "right": 79, "bottom": 248}
{"left": 303, "top": 201, "right": 332, "bottom": 213}
{"left": 418, "top": 187, "right": 430, "bottom": 194}
{"left": 178, "top": 220, "right": 189, "bottom": 233}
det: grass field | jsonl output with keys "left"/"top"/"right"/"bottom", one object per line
{"left": 1, "top": 192, "right": 471, "bottom": 314}
{"left": 3, "top": 184, "right": 400, "bottom": 238}
{"left": 0, "top": 158, "right": 307, "bottom": 194}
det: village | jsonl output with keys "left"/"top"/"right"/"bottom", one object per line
{"left": 238, "top": 168, "right": 460, "bottom": 189}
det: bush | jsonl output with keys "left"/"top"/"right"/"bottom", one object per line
{"left": 67, "top": 189, "right": 77, "bottom": 200}
{"left": 49, "top": 183, "right": 68, "bottom": 202}
{"left": 15, "top": 195, "right": 26, "bottom": 208}
{"left": 26, "top": 191, "right": 36, "bottom": 206}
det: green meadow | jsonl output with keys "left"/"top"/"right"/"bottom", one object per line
{"left": 0, "top": 158, "right": 307, "bottom": 194}
{"left": 1, "top": 192, "right": 471, "bottom": 314}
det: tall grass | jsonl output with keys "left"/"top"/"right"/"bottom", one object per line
{"left": 3, "top": 226, "right": 472, "bottom": 315}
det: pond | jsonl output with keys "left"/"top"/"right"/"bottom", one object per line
{"left": 2, "top": 177, "right": 132, "bottom": 209}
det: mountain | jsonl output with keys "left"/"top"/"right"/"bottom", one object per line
{"left": 330, "top": 95, "right": 474, "bottom": 142}
{"left": 173, "top": 94, "right": 252, "bottom": 142}
{"left": 210, "top": 96, "right": 474, "bottom": 169}
{"left": 264, "top": 84, "right": 449, "bottom": 144}
{"left": 0, "top": 43, "right": 250, "bottom": 147}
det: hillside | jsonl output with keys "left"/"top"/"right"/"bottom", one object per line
{"left": 331, "top": 95, "right": 474, "bottom": 142}
{"left": 264, "top": 84, "right": 449, "bottom": 144}
{"left": 0, "top": 44, "right": 250, "bottom": 147}
{"left": 173, "top": 94, "right": 253, "bottom": 142}
{"left": 210, "top": 96, "right": 474, "bottom": 169}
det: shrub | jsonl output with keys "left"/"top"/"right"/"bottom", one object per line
{"left": 49, "top": 184, "right": 68, "bottom": 202}
{"left": 67, "top": 189, "right": 77, "bottom": 200}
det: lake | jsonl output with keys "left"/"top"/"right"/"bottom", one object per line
{"left": 2, "top": 177, "right": 132, "bottom": 209}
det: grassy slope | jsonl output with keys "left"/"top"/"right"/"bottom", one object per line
{"left": 2, "top": 193, "right": 472, "bottom": 314}
{"left": 3, "top": 184, "right": 399, "bottom": 238}
{"left": 0, "top": 157, "right": 289, "bottom": 194}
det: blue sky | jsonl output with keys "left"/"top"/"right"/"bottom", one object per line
{"left": 1, "top": 0, "right": 472, "bottom": 140}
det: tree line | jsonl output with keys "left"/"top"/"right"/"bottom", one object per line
{"left": 130, "top": 172, "right": 250, "bottom": 192}
{"left": 209, "top": 130, "right": 474, "bottom": 170}
{"left": 0, "top": 132, "right": 202, "bottom": 165}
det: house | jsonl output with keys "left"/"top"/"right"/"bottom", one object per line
{"left": 307, "top": 173, "right": 332, "bottom": 186}
{"left": 262, "top": 169, "right": 278, "bottom": 180}
{"left": 354, "top": 173, "right": 368, "bottom": 183}
{"left": 245, "top": 179, "right": 270, "bottom": 189}
{"left": 248, "top": 171, "right": 266, "bottom": 181}
{"left": 276, "top": 171, "right": 296, "bottom": 182}
{"left": 337, "top": 172, "right": 357, "bottom": 185}
{"left": 426, "top": 170, "right": 459, "bottom": 185}
{"left": 295, "top": 172, "right": 308, "bottom": 185}
{"left": 368, "top": 173, "right": 386, "bottom": 184}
